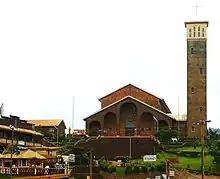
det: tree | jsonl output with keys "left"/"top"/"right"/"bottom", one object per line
{"left": 155, "top": 129, "right": 178, "bottom": 145}
{"left": 206, "top": 128, "right": 220, "bottom": 163}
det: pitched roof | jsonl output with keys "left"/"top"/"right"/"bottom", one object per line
{"left": 27, "top": 119, "right": 64, "bottom": 127}
{"left": 83, "top": 95, "right": 175, "bottom": 121}
{"left": 18, "top": 149, "right": 46, "bottom": 159}
{"left": 98, "top": 84, "right": 162, "bottom": 101}
{"left": 0, "top": 125, "right": 43, "bottom": 136}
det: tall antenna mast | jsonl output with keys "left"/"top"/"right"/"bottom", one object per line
{"left": 72, "top": 96, "right": 74, "bottom": 131}
{"left": 178, "top": 96, "right": 180, "bottom": 134}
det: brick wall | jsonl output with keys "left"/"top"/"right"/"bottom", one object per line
{"left": 100, "top": 85, "right": 162, "bottom": 111}
{"left": 187, "top": 40, "right": 207, "bottom": 137}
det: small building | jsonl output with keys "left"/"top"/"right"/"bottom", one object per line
{"left": 0, "top": 115, "right": 47, "bottom": 153}
{"left": 27, "top": 119, "right": 66, "bottom": 138}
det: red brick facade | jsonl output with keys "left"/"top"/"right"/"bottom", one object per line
{"left": 99, "top": 84, "right": 167, "bottom": 112}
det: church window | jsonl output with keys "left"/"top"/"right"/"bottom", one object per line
{"left": 191, "top": 127, "right": 195, "bottom": 132}
{"left": 198, "top": 26, "right": 201, "bottom": 37}
{"left": 200, "top": 67, "right": 203, "bottom": 74}
{"left": 193, "top": 26, "right": 196, "bottom": 37}
{"left": 191, "top": 47, "right": 194, "bottom": 54}
{"left": 189, "top": 28, "right": 192, "bottom": 37}
{"left": 202, "top": 28, "right": 205, "bottom": 37}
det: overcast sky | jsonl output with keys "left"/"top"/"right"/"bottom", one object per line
{"left": 0, "top": 0, "right": 219, "bottom": 129}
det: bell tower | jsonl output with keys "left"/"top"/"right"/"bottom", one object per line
{"left": 185, "top": 21, "right": 208, "bottom": 137}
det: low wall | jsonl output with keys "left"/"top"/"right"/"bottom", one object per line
{"left": 100, "top": 171, "right": 163, "bottom": 179}
{"left": 14, "top": 174, "right": 69, "bottom": 179}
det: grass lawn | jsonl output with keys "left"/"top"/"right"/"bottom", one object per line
{"left": 168, "top": 146, "right": 208, "bottom": 152}
{"left": 160, "top": 152, "right": 213, "bottom": 170}
{"left": 129, "top": 152, "right": 214, "bottom": 171}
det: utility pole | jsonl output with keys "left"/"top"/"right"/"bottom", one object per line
{"left": 195, "top": 119, "right": 211, "bottom": 179}
{"left": 54, "top": 125, "right": 59, "bottom": 146}
{"left": 89, "top": 149, "right": 93, "bottom": 179}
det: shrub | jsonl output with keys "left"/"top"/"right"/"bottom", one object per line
{"left": 140, "top": 166, "right": 148, "bottom": 173}
{"left": 156, "top": 162, "right": 166, "bottom": 172}
{"left": 108, "top": 165, "right": 116, "bottom": 173}
{"left": 125, "top": 165, "right": 133, "bottom": 174}
{"left": 99, "top": 160, "right": 109, "bottom": 171}
{"left": 132, "top": 166, "right": 140, "bottom": 173}
{"left": 149, "top": 164, "right": 156, "bottom": 172}
{"left": 114, "top": 156, "right": 129, "bottom": 167}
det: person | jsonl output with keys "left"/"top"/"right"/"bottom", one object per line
{"left": 44, "top": 165, "right": 50, "bottom": 174}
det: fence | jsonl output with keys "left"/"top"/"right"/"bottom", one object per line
{"left": 0, "top": 167, "right": 66, "bottom": 176}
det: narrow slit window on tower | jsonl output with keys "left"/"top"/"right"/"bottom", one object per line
{"left": 202, "top": 28, "right": 205, "bottom": 37}
{"left": 198, "top": 26, "right": 200, "bottom": 37}
{"left": 200, "top": 106, "right": 203, "bottom": 112}
{"left": 191, "top": 87, "right": 195, "bottom": 93}
{"left": 189, "top": 28, "right": 192, "bottom": 37}
{"left": 193, "top": 26, "right": 196, "bottom": 37}
{"left": 191, "top": 127, "right": 195, "bottom": 132}
{"left": 191, "top": 47, "right": 194, "bottom": 54}
{"left": 200, "top": 67, "right": 203, "bottom": 74}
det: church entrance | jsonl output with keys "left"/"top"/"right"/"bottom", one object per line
{"left": 125, "top": 121, "right": 136, "bottom": 136}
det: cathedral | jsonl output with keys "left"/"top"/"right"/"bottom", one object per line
{"left": 83, "top": 21, "right": 208, "bottom": 138}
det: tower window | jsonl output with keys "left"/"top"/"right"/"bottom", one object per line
{"left": 200, "top": 106, "right": 203, "bottom": 112}
{"left": 189, "top": 28, "right": 192, "bottom": 37}
{"left": 191, "top": 127, "right": 195, "bottom": 132}
{"left": 191, "top": 47, "right": 194, "bottom": 54}
{"left": 191, "top": 87, "right": 195, "bottom": 93}
{"left": 193, "top": 26, "right": 196, "bottom": 37}
{"left": 200, "top": 67, "right": 203, "bottom": 74}
{"left": 198, "top": 26, "right": 201, "bottom": 37}
{"left": 202, "top": 28, "right": 205, "bottom": 37}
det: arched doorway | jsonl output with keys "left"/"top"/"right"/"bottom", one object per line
{"left": 89, "top": 121, "right": 101, "bottom": 136}
{"left": 104, "top": 112, "right": 117, "bottom": 133}
{"left": 158, "top": 120, "right": 169, "bottom": 131}
{"left": 120, "top": 102, "right": 138, "bottom": 136}
{"left": 140, "top": 112, "right": 155, "bottom": 133}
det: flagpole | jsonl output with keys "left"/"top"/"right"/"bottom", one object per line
{"left": 72, "top": 96, "right": 74, "bottom": 131}
{"left": 178, "top": 96, "right": 180, "bottom": 134}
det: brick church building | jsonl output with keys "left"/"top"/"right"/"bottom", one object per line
{"left": 83, "top": 84, "right": 187, "bottom": 137}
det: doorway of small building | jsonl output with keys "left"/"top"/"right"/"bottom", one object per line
{"left": 125, "top": 121, "right": 136, "bottom": 136}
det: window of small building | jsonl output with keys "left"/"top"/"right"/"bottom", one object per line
{"left": 0, "top": 132, "right": 4, "bottom": 138}
{"left": 19, "top": 159, "right": 29, "bottom": 167}
{"left": 49, "top": 128, "right": 55, "bottom": 133}
{"left": 189, "top": 28, "right": 192, "bottom": 37}
{"left": 191, "top": 127, "right": 195, "bottom": 132}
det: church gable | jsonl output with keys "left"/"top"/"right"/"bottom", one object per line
{"left": 99, "top": 84, "right": 171, "bottom": 113}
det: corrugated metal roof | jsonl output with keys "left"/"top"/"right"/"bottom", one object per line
{"left": 0, "top": 125, "right": 43, "bottom": 136}
{"left": 27, "top": 119, "right": 62, "bottom": 127}
{"left": 167, "top": 114, "right": 187, "bottom": 121}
